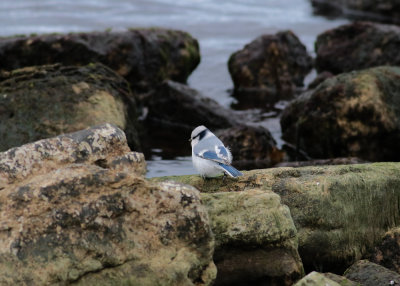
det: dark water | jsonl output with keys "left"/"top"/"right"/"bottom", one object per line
{"left": 0, "top": 0, "right": 348, "bottom": 177}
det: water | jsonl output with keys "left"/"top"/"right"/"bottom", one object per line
{"left": 0, "top": 0, "right": 348, "bottom": 177}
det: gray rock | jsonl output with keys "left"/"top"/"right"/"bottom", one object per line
{"left": 344, "top": 260, "right": 400, "bottom": 286}
{"left": 0, "top": 124, "right": 216, "bottom": 285}
{"left": 316, "top": 22, "right": 400, "bottom": 74}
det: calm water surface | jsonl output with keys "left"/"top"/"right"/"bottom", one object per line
{"left": 0, "top": 0, "right": 348, "bottom": 177}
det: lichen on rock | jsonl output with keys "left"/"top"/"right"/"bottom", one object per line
{"left": 0, "top": 124, "right": 216, "bottom": 286}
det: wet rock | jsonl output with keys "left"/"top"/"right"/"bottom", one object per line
{"left": 215, "top": 125, "right": 284, "bottom": 170}
{"left": 280, "top": 66, "right": 400, "bottom": 161}
{"left": 228, "top": 30, "right": 313, "bottom": 108}
{"left": 137, "top": 80, "right": 243, "bottom": 156}
{"left": 293, "top": 271, "right": 341, "bottom": 286}
{"left": 315, "top": 22, "right": 400, "bottom": 74}
{"left": 0, "top": 124, "right": 216, "bottom": 285}
{"left": 153, "top": 162, "right": 400, "bottom": 274}
{"left": 367, "top": 227, "right": 400, "bottom": 274}
{"left": 344, "top": 260, "right": 400, "bottom": 286}
{"left": 202, "top": 189, "right": 303, "bottom": 286}
{"left": 0, "top": 28, "right": 200, "bottom": 93}
{"left": 138, "top": 80, "right": 239, "bottom": 131}
{"left": 311, "top": 0, "right": 400, "bottom": 24}
{"left": 0, "top": 63, "right": 140, "bottom": 152}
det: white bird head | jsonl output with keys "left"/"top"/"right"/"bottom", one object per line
{"left": 189, "top": 125, "right": 208, "bottom": 147}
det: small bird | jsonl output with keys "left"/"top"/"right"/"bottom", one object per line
{"left": 189, "top": 125, "right": 243, "bottom": 178}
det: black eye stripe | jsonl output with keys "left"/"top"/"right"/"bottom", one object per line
{"left": 193, "top": 129, "right": 207, "bottom": 141}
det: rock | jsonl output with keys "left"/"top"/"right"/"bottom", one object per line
{"left": 367, "top": 227, "right": 400, "bottom": 274}
{"left": 311, "top": 0, "right": 400, "bottom": 24}
{"left": 215, "top": 125, "right": 284, "bottom": 170}
{"left": 0, "top": 124, "right": 216, "bottom": 285}
{"left": 0, "top": 28, "right": 200, "bottom": 93}
{"left": 293, "top": 271, "right": 341, "bottom": 286}
{"left": 153, "top": 162, "right": 400, "bottom": 274}
{"left": 344, "top": 260, "right": 400, "bottom": 286}
{"left": 138, "top": 80, "right": 240, "bottom": 131}
{"left": 137, "top": 80, "right": 244, "bottom": 155}
{"left": 201, "top": 189, "right": 303, "bottom": 286}
{"left": 280, "top": 66, "right": 400, "bottom": 161}
{"left": 228, "top": 30, "right": 313, "bottom": 107}
{"left": 323, "top": 272, "right": 359, "bottom": 285}
{"left": 307, "top": 71, "right": 333, "bottom": 89}
{"left": 315, "top": 22, "right": 400, "bottom": 74}
{"left": 275, "top": 157, "right": 367, "bottom": 168}
{"left": 0, "top": 63, "right": 140, "bottom": 152}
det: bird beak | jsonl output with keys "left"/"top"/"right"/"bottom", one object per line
{"left": 188, "top": 138, "right": 192, "bottom": 142}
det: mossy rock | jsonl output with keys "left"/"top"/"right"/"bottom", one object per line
{"left": 0, "top": 28, "right": 200, "bottom": 93}
{"left": 0, "top": 63, "right": 140, "bottom": 151}
{"left": 281, "top": 66, "right": 400, "bottom": 161}
{"left": 153, "top": 162, "right": 400, "bottom": 274}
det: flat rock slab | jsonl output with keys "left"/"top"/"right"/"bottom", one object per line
{"left": 154, "top": 162, "right": 400, "bottom": 275}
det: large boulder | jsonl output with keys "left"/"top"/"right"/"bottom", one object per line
{"left": 344, "top": 260, "right": 400, "bottom": 286}
{"left": 0, "top": 28, "right": 200, "bottom": 93}
{"left": 215, "top": 125, "right": 284, "bottom": 170}
{"left": 0, "top": 63, "right": 140, "bottom": 152}
{"left": 228, "top": 31, "right": 313, "bottom": 107}
{"left": 154, "top": 162, "right": 400, "bottom": 274}
{"left": 310, "top": 0, "right": 400, "bottom": 24}
{"left": 0, "top": 124, "right": 216, "bottom": 285}
{"left": 315, "top": 22, "right": 400, "bottom": 74}
{"left": 280, "top": 66, "right": 400, "bottom": 161}
{"left": 202, "top": 189, "right": 303, "bottom": 286}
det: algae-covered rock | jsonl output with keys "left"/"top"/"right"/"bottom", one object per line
{"left": 228, "top": 30, "right": 313, "bottom": 107}
{"left": 0, "top": 124, "right": 216, "bottom": 285}
{"left": 0, "top": 28, "right": 200, "bottom": 93}
{"left": 202, "top": 189, "right": 303, "bottom": 285}
{"left": 281, "top": 66, "right": 400, "bottom": 161}
{"left": 0, "top": 63, "right": 140, "bottom": 152}
{"left": 316, "top": 22, "right": 400, "bottom": 74}
{"left": 293, "top": 271, "right": 341, "bottom": 286}
{"left": 154, "top": 162, "right": 400, "bottom": 274}
{"left": 344, "top": 260, "right": 400, "bottom": 286}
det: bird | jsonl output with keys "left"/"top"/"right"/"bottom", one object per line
{"left": 189, "top": 125, "right": 243, "bottom": 178}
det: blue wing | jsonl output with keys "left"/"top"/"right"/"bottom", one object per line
{"left": 197, "top": 150, "right": 227, "bottom": 164}
{"left": 196, "top": 144, "right": 231, "bottom": 164}
{"left": 218, "top": 163, "right": 243, "bottom": 177}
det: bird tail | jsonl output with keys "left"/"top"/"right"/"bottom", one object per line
{"left": 218, "top": 163, "right": 243, "bottom": 177}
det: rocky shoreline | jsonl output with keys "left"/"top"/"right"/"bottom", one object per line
{"left": 1, "top": 3, "right": 400, "bottom": 284}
